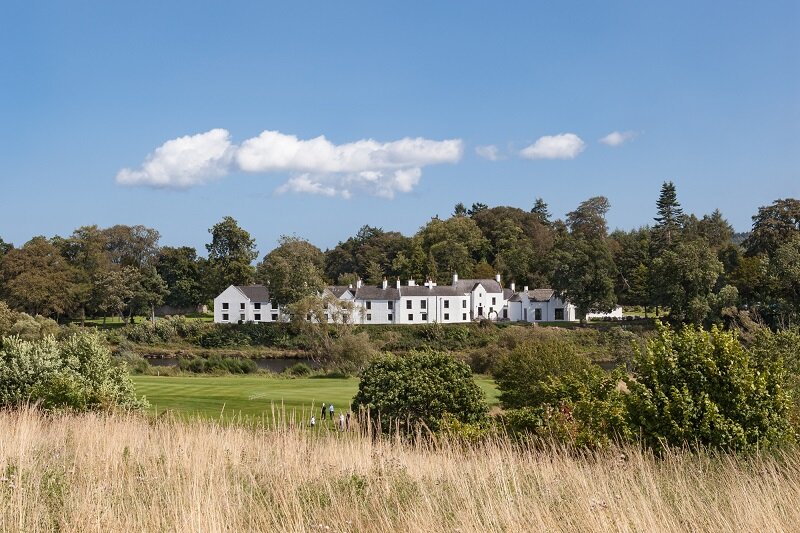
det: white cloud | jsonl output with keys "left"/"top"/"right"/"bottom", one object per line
{"left": 475, "top": 145, "right": 500, "bottom": 161}
{"left": 600, "top": 130, "right": 637, "bottom": 147}
{"left": 116, "top": 129, "right": 235, "bottom": 188}
{"left": 117, "top": 129, "right": 462, "bottom": 198}
{"left": 237, "top": 131, "right": 461, "bottom": 198}
{"left": 519, "top": 133, "right": 585, "bottom": 160}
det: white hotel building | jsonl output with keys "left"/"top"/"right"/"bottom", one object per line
{"left": 213, "top": 273, "right": 591, "bottom": 325}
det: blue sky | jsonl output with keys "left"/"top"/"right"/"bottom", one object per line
{"left": 1, "top": 1, "right": 798, "bottom": 256}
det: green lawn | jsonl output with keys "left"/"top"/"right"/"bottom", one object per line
{"left": 132, "top": 374, "right": 500, "bottom": 423}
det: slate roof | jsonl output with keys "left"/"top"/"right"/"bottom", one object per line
{"left": 529, "top": 288, "right": 556, "bottom": 302}
{"left": 400, "top": 285, "right": 463, "bottom": 297}
{"left": 507, "top": 288, "right": 556, "bottom": 303}
{"left": 453, "top": 279, "right": 503, "bottom": 293}
{"left": 236, "top": 285, "right": 271, "bottom": 302}
{"left": 326, "top": 286, "right": 354, "bottom": 299}
{"left": 354, "top": 286, "right": 401, "bottom": 300}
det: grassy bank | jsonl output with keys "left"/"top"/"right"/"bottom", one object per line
{"left": 2, "top": 409, "right": 799, "bottom": 532}
{"left": 132, "top": 375, "right": 501, "bottom": 422}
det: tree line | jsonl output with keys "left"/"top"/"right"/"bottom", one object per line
{"left": 1, "top": 182, "right": 798, "bottom": 327}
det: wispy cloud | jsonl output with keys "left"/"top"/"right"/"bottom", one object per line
{"left": 117, "top": 129, "right": 463, "bottom": 198}
{"left": 475, "top": 145, "right": 500, "bottom": 161}
{"left": 520, "top": 133, "right": 585, "bottom": 160}
{"left": 115, "top": 129, "right": 235, "bottom": 188}
{"left": 599, "top": 130, "right": 637, "bottom": 147}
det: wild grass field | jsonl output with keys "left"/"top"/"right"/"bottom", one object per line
{"left": 2, "top": 408, "right": 799, "bottom": 532}
{"left": 132, "top": 375, "right": 501, "bottom": 422}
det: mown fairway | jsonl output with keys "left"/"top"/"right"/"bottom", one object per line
{"left": 132, "top": 375, "right": 500, "bottom": 422}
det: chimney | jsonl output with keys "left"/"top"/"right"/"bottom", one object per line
{"left": 495, "top": 273, "right": 501, "bottom": 284}
{"left": 348, "top": 283, "right": 353, "bottom": 289}
{"left": 356, "top": 278, "right": 362, "bottom": 289}
{"left": 382, "top": 277, "right": 388, "bottom": 290}
{"left": 396, "top": 278, "right": 401, "bottom": 289}
{"left": 524, "top": 286, "right": 529, "bottom": 293}
{"left": 452, "top": 272, "right": 458, "bottom": 285}
{"left": 408, "top": 279, "right": 416, "bottom": 287}
{"left": 510, "top": 282, "right": 516, "bottom": 292}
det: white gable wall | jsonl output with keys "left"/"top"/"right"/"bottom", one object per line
{"left": 213, "top": 285, "right": 277, "bottom": 323}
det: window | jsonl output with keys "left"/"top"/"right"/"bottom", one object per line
{"left": 492, "top": 297, "right": 496, "bottom": 305}
{"left": 240, "top": 303, "right": 245, "bottom": 310}
{"left": 254, "top": 313, "right": 261, "bottom": 321}
{"left": 272, "top": 314, "right": 278, "bottom": 321}
{"left": 222, "top": 313, "right": 229, "bottom": 321}
{"left": 462, "top": 313, "right": 467, "bottom": 321}
{"left": 408, "top": 314, "right": 413, "bottom": 321}
{"left": 420, "top": 300, "right": 426, "bottom": 309}
{"left": 444, "top": 300, "right": 450, "bottom": 309}
{"left": 388, "top": 301, "right": 393, "bottom": 309}
{"left": 366, "top": 301, "right": 372, "bottom": 310}
{"left": 503, "top": 309, "right": 507, "bottom": 319}
{"left": 406, "top": 300, "right": 412, "bottom": 309}
{"left": 388, "top": 313, "right": 393, "bottom": 321}
{"left": 222, "top": 302, "right": 229, "bottom": 310}
{"left": 555, "top": 308, "right": 564, "bottom": 320}
{"left": 462, "top": 300, "right": 467, "bottom": 308}
{"left": 535, "top": 308, "right": 542, "bottom": 321}
{"left": 444, "top": 313, "right": 449, "bottom": 320}
{"left": 421, "top": 313, "right": 427, "bottom": 321}
{"left": 366, "top": 313, "right": 372, "bottom": 321}
{"left": 254, "top": 303, "right": 261, "bottom": 310}
{"left": 272, "top": 302, "right": 278, "bottom": 310}
{"left": 240, "top": 313, "right": 245, "bottom": 321}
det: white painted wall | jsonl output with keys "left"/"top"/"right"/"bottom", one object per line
{"left": 586, "top": 306, "right": 624, "bottom": 320}
{"left": 213, "top": 285, "right": 278, "bottom": 323}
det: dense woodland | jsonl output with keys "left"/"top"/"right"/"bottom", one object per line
{"left": 1, "top": 182, "right": 798, "bottom": 328}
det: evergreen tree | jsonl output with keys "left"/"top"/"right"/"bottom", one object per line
{"left": 653, "top": 181, "right": 685, "bottom": 248}
{"left": 530, "top": 198, "right": 551, "bottom": 225}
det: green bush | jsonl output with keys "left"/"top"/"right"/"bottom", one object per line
{"left": 177, "top": 355, "right": 258, "bottom": 374}
{"left": 285, "top": 362, "right": 313, "bottom": 376}
{"left": 502, "top": 367, "right": 629, "bottom": 448}
{"left": 626, "top": 322, "right": 794, "bottom": 452}
{"left": 353, "top": 350, "right": 487, "bottom": 434}
{"left": 493, "top": 339, "right": 593, "bottom": 409}
{"left": 328, "top": 332, "right": 377, "bottom": 375}
{"left": 0, "top": 331, "right": 147, "bottom": 411}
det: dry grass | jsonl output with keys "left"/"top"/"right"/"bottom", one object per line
{"left": 1, "top": 409, "right": 799, "bottom": 532}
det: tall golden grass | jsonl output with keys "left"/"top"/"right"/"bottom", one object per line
{"left": 1, "top": 408, "right": 799, "bottom": 532}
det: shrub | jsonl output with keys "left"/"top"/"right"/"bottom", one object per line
{"left": 0, "top": 331, "right": 147, "bottom": 411}
{"left": 285, "top": 362, "right": 313, "bottom": 376}
{"left": 328, "top": 332, "right": 378, "bottom": 375}
{"left": 493, "top": 339, "right": 593, "bottom": 409}
{"left": 178, "top": 355, "right": 258, "bottom": 375}
{"left": 7, "top": 313, "right": 60, "bottom": 341}
{"left": 626, "top": 322, "right": 794, "bottom": 452}
{"left": 353, "top": 351, "right": 487, "bottom": 434}
{"left": 197, "top": 326, "right": 252, "bottom": 348}
{"left": 502, "top": 367, "right": 630, "bottom": 448}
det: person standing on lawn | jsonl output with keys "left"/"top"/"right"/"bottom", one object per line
{"left": 329, "top": 403, "right": 335, "bottom": 421}
{"left": 321, "top": 403, "right": 326, "bottom": 421}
